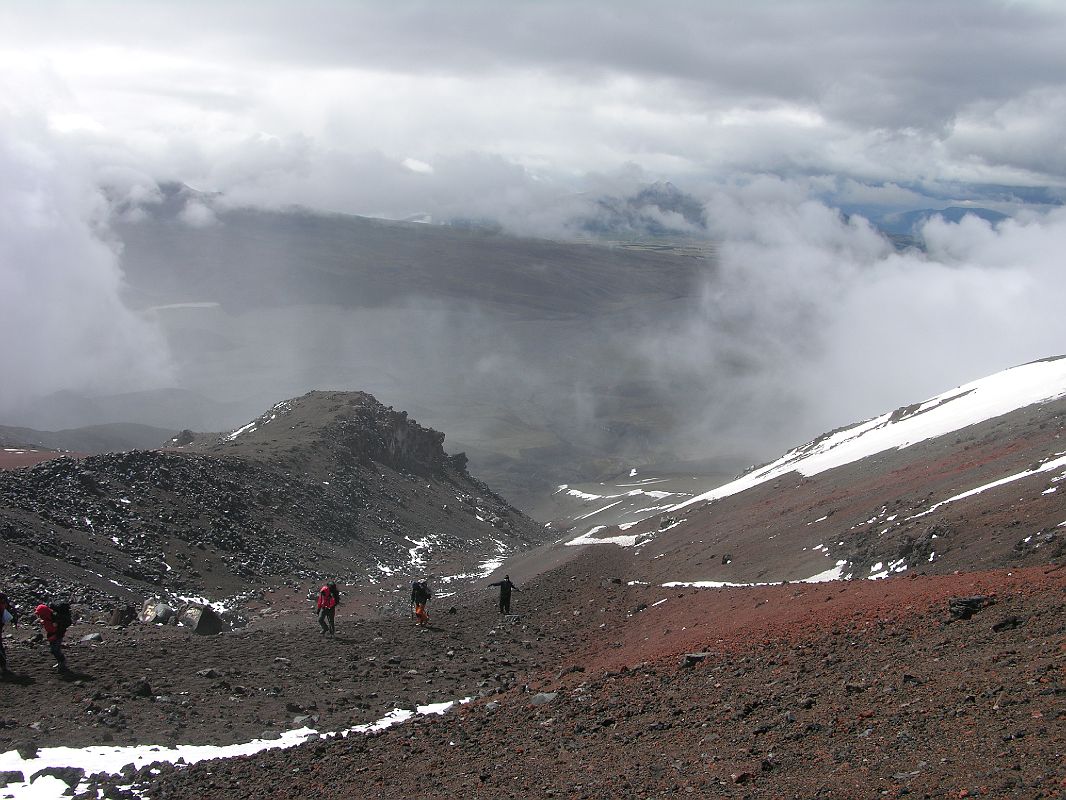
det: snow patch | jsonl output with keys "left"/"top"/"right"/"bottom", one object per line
{"left": 0, "top": 700, "right": 467, "bottom": 799}
{"left": 909, "top": 452, "right": 1066, "bottom": 520}
{"left": 672, "top": 359, "right": 1066, "bottom": 514}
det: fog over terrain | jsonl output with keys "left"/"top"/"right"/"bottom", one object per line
{"left": 2, "top": 1, "right": 1066, "bottom": 495}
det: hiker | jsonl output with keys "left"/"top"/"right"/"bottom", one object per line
{"left": 0, "top": 592, "right": 18, "bottom": 677}
{"left": 316, "top": 582, "right": 339, "bottom": 636}
{"left": 35, "top": 602, "right": 71, "bottom": 674}
{"left": 488, "top": 574, "right": 520, "bottom": 614}
{"left": 410, "top": 579, "right": 431, "bottom": 626}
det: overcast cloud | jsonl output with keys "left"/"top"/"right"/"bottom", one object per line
{"left": 2, "top": 0, "right": 1066, "bottom": 460}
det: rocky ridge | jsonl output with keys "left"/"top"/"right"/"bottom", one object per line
{"left": 0, "top": 391, "right": 543, "bottom": 615}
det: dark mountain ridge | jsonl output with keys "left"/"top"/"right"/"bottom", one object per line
{"left": 0, "top": 391, "right": 544, "bottom": 614}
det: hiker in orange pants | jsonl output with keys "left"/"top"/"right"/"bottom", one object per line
{"left": 410, "top": 579, "right": 431, "bottom": 625}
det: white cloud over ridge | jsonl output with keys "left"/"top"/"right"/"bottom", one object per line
{"left": 1, "top": 0, "right": 1064, "bottom": 220}
{"left": 1, "top": 0, "right": 1065, "bottom": 439}
{"left": 638, "top": 181, "right": 1066, "bottom": 453}
{"left": 0, "top": 115, "right": 173, "bottom": 410}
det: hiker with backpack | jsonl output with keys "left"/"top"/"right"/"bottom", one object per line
{"left": 410, "top": 579, "right": 431, "bottom": 626}
{"left": 316, "top": 582, "right": 339, "bottom": 636}
{"left": 35, "top": 601, "right": 72, "bottom": 675}
{"left": 487, "top": 574, "right": 520, "bottom": 614}
{"left": 0, "top": 592, "right": 19, "bottom": 677}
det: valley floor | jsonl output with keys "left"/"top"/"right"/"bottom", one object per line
{"left": 0, "top": 552, "right": 1062, "bottom": 799}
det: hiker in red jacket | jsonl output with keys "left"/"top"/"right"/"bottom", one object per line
{"left": 0, "top": 592, "right": 19, "bottom": 677}
{"left": 35, "top": 603, "right": 70, "bottom": 674}
{"left": 316, "top": 582, "right": 339, "bottom": 636}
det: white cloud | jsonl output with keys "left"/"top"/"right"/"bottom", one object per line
{"left": 0, "top": 114, "right": 173, "bottom": 411}
{"left": 179, "top": 201, "right": 218, "bottom": 227}
{"left": 0, "top": 1, "right": 1063, "bottom": 220}
{"left": 637, "top": 181, "right": 1066, "bottom": 454}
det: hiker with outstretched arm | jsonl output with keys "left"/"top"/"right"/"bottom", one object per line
{"left": 410, "top": 579, "right": 431, "bottom": 626}
{"left": 35, "top": 602, "right": 72, "bottom": 674}
{"left": 316, "top": 582, "right": 339, "bottom": 636}
{"left": 487, "top": 574, "right": 520, "bottom": 614}
{"left": 0, "top": 592, "right": 19, "bottom": 677}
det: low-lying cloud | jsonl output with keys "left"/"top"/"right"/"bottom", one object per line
{"left": 636, "top": 179, "right": 1066, "bottom": 458}
{"left": 0, "top": 117, "right": 173, "bottom": 413}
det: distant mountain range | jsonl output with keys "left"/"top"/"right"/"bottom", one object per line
{"left": 579, "top": 181, "right": 708, "bottom": 239}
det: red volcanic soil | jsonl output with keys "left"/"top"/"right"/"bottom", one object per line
{"left": 0, "top": 448, "right": 83, "bottom": 470}
{"left": 22, "top": 547, "right": 1060, "bottom": 800}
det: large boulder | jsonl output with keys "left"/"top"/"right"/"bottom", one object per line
{"left": 176, "top": 603, "right": 226, "bottom": 636}
{"left": 109, "top": 604, "right": 137, "bottom": 627}
{"left": 139, "top": 599, "right": 175, "bottom": 625}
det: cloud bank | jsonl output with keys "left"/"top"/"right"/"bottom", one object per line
{"left": 638, "top": 180, "right": 1066, "bottom": 455}
{"left": 0, "top": 116, "right": 173, "bottom": 410}
{"left": 1, "top": 1, "right": 1065, "bottom": 474}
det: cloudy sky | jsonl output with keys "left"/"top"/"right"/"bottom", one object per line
{"left": 3, "top": 0, "right": 1065, "bottom": 219}
{"left": 2, "top": 0, "right": 1066, "bottom": 451}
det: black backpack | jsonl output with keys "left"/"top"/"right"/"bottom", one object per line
{"left": 51, "top": 603, "right": 73, "bottom": 636}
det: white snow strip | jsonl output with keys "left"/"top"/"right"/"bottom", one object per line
{"left": 564, "top": 488, "right": 606, "bottom": 501}
{"left": 574, "top": 500, "right": 623, "bottom": 521}
{"left": 909, "top": 452, "right": 1066, "bottom": 519}
{"left": 565, "top": 526, "right": 653, "bottom": 548}
{"left": 803, "top": 560, "right": 849, "bottom": 583}
{"left": 671, "top": 359, "right": 1066, "bottom": 513}
{"left": 406, "top": 535, "right": 434, "bottom": 569}
{"left": 223, "top": 421, "right": 257, "bottom": 441}
{"left": 661, "top": 558, "right": 850, "bottom": 589}
{"left": 629, "top": 504, "right": 675, "bottom": 515}
{"left": 0, "top": 700, "right": 465, "bottom": 799}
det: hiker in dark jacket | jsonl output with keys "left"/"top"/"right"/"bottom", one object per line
{"left": 0, "top": 592, "right": 18, "bottom": 676}
{"left": 410, "top": 579, "right": 431, "bottom": 625}
{"left": 487, "top": 575, "right": 519, "bottom": 614}
{"left": 35, "top": 603, "right": 70, "bottom": 674}
{"left": 316, "top": 582, "right": 339, "bottom": 636}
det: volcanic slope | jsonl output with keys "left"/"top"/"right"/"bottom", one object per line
{"left": 568, "top": 356, "right": 1066, "bottom": 588}
{"left": 0, "top": 390, "right": 544, "bottom": 615}
{"left": 2, "top": 360, "right": 1064, "bottom": 800}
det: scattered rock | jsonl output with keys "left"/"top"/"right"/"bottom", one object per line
{"left": 947, "top": 596, "right": 994, "bottom": 621}
{"left": 176, "top": 604, "right": 227, "bottom": 636}
{"left": 0, "top": 771, "right": 23, "bottom": 789}
{"left": 991, "top": 615, "right": 1022, "bottom": 632}
{"left": 30, "top": 765, "right": 85, "bottom": 789}
{"left": 680, "top": 652, "right": 713, "bottom": 668}
{"left": 140, "top": 600, "right": 175, "bottom": 626}
{"left": 108, "top": 606, "right": 137, "bottom": 627}
{"left": 129, "top": 679, "right": 152, "bottom": 698}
